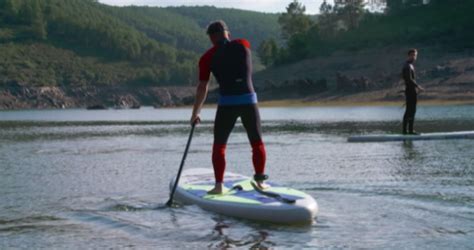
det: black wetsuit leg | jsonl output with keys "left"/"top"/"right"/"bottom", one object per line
{"left": 238, "top": 104, "right": 265, "bottom": 177}
{"left": 239, "top": 104, "right": 262, "bottom": 143}
{"left": 403, "top": 90, "right": 417, "bottom": 133}
{"left": 214, "top": 105, "right": 239, "bottom": 145}
{"left": 213, "top": 104, "right": 266, "bottom": 181}
{"left": 214, "top": 104, "right": 262, "bottom": 144}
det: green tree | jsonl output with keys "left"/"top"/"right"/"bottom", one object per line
{"left": 257, "top": 39, "right": 279, "bottom": 66}
{"left": 334, "top": 0, "right": 366, "bottom": 30}
{"left": 286, "top": 25, "right": 323, "bottom": 61}
{"left": 16, "top": 0, "right": 47, "bottom": 39}
{"left": 317, "top": 0, "right": 338, "bottom": 37}
{"left": 31, "top": 0, "right": 47, "bottom": 40}
{"left": 278, "top": 0, "right": 313, "bottom": 40}
{"left": 385, "top": 0, "right": 404, "bottom": 13}
{"left": 383, "top": 0, "right": 427, "bottom": 14}
{"left": 1, "top": 0, "right": 21, "bottom": 23}
{"left": 320, "top": 0, "right": 333, "bottom": 14}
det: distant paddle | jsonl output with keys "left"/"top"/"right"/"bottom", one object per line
{"left": 166, "top": 122, "right": 196, "bottom": 207}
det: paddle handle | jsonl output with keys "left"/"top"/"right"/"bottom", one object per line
{"left": 166, "top": 123, "right": 196, "bottom": 206}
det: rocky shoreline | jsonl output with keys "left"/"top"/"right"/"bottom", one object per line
{"left": 0, "top": 84, "right": 196, "bottom": 109}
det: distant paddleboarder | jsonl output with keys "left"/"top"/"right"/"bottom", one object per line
{"left": 402, "top": 49, "right": 424, "bottom": 135}
{"left": 190, "top": 20, "right": 268, "bottom": 194}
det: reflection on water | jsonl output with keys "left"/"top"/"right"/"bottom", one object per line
{"left": 209, "top": 221, "right": 273, "bottom": 249}
{"left": 0, "top": 105, "right": 473, "bottom": 248}
{"left": 402, "top": 141, "right": 419, "bottom": 160}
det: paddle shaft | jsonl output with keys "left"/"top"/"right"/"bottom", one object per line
{"left": 166, "top": 123, "right": 196, "bottom": 206}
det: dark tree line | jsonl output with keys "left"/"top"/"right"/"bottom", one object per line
{"left": 258, "top": 0, "right": 474, "bottom": 66}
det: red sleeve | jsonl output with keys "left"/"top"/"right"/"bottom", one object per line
{"left": 233, "top": 39, "right": 251, "bottom": 49}
{"left": 198, "top": 47, "right": 216, "bottom": 81}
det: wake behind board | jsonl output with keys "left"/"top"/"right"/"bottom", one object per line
{"left": 348, "top": 130, "right": 474, "bottom": 142}
{"left": 170, "top": 168, "right": 318, "bottom": 224}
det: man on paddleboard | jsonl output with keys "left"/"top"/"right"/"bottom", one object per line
{"left": 190, "top": 20, "right": 268, "bottom": 194}
{"left": 402, "top": 49, "right": 424, "bottom": 135}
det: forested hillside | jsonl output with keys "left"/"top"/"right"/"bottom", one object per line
{"left": 0, "top": 0, "right": 279, "bottom": 88}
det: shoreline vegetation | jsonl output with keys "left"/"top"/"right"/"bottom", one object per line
{"left": 1, "top": 1, "right": 473, "bottom": 110}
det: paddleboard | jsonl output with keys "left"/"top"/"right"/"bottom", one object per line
{"left": 348, "top": 130, "right": 474, "bottom": 142}
{"left": 170, "top": 168, "right": 318, "bottom": 224}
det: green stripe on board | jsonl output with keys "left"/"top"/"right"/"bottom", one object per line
{"left": 204, "top": 194, "right": 262, "bottom": 204}
{"left": 181, "top": 184, "right": 215, "bottom": 191}
{"left": 182, "top": 183, "right": 262, "bottom": 204}
{"left": 231, "top": 179, "right": 307, "bottom": 198}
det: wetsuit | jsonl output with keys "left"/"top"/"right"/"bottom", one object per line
{"left": 199, "top": 38, "right": 266, "bottom": 183}
{"left": 402, "top": 60, "right": 417, "bottom": 134}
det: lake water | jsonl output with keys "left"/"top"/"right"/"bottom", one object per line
{"left": 1, "top": 105, "right": 473, "bottom": 249}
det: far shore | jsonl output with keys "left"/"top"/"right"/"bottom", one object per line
{"left": 1, "top": 99, "right": 473, "bottom": 111}
{"left": 256, "top": 99, "right": 474, "bottom": 108}
{"left": 180, "top": 98, "right": 474, "bottom": 109}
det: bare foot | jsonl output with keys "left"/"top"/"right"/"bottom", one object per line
{"left": 207, "top": 183, "right": 224, "bottom": 195}
{"left": 256, "top": 181, "right": 270, "bottom": 190}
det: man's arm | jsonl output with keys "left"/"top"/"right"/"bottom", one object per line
{"left": 190, "top": 80, "right": 209, "bottom": 124}
{"left": 403, "top": 65, "right": 423, "bottom": 91}
{"left": 412, "top": 76, "right": 424, "bottom": 91}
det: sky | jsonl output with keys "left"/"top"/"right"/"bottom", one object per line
{"left": 98, "top": 0, "right": 329, "bottom": 14}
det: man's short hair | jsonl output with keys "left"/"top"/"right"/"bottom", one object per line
{"left": 206, "top": 20, "right": 229, "bottom": 35}
{"left": 408, "top": 48, "right": 418, "bottom": 55}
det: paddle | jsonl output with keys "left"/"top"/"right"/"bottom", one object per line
{"left": 225, "top": 185, "right": 243, "bottom": 193}
{"left": 250, "top": 181, "right": 296, "bottom": 204}
{"left": 166, "top": 122, "right": 196, "bottom": 207}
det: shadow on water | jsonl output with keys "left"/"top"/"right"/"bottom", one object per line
{"left": 107, "top": 203, "right": 168, "bottom": 212}
{"left": 0, "top": 215, "right": 65, "bottom": 234}
{"left": 62, "top": 200, "right": 180, "bottom": 240}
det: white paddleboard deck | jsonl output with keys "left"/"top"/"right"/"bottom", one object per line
{"left": 348, "top": 130, "right": 474, "bottom": 142}
{"left": 170, "top": 168, "right": 318, "bottom": 224}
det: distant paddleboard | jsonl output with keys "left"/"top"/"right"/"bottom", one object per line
{"left": 348, "top": 131, "right": 474, "bottom": 142}
{"left": 170, "top": 168, "right": 318, "bottom": 224}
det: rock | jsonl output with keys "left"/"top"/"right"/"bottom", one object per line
{"left": 336, "top": 73, "right": 374, "bottom": 92}
{"left": 86, "top": 104, "right": 107, "bottom": 110}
